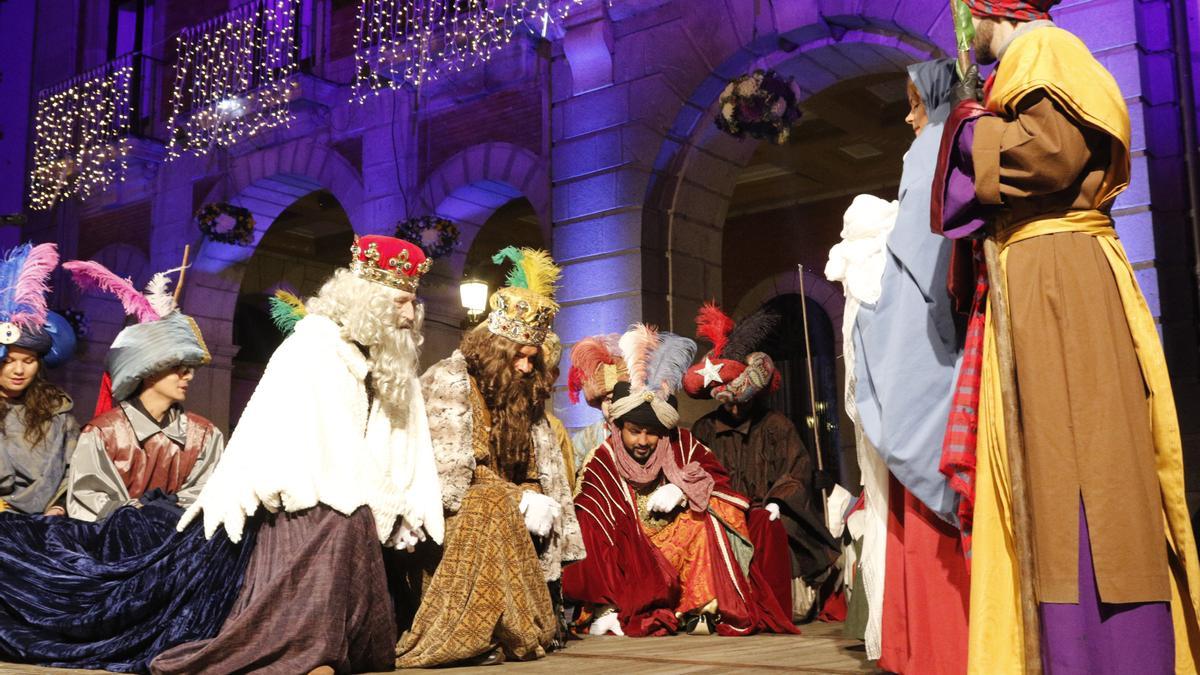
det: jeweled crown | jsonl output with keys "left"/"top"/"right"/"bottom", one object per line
{"left": 349, "top": 235, "right": 432, "bottom": 293}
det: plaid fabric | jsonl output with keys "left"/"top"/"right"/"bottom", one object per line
{"left": 964, "top": 0, "right": 1058, "bottom": 20}
{"left": 940, "top": 241, "right": 988, "bottom": 559}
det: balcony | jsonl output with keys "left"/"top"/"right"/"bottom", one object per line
{"left": 165, "top": 0, "right": 305, "bottom": 159}
{"left": 28, "top": 52, "right": 165, "bottom": 211}
{"left": 352, "top": 0, "right": 584, "bottom": 98}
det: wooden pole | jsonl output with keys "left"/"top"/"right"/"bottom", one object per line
{"left": 797, "top": 265, "right": 829, "bottom": 514}
{"left": 173, "top": 244, "right": 191, "bottom": 304}
{"left": 982, "top": 237, "right": 1041, "bottom": 673}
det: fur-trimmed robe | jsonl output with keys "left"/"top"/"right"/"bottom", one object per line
{"left": 178, "top": 314, "right": 445, "bottom": 547}
{"left": 421, "top": 350, "right": 584, "bottom": 580}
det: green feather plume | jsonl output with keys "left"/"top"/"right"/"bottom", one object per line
{"left": 268, "top": 288, "right": 307, "bottom": 335}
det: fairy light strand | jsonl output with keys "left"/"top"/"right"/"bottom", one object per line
{"left": 165, "top": 0, "right": 300, "bottom": 160}
{"left": 29, "top": 58, "right": 134, "bottom": 211}
{"left": 352, "top": 0, "right": 583, "bottom": 101}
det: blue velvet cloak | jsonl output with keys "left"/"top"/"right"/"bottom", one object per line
{"left": 851, "top": 59, "right": 964, "bottom": 524}
{"left": 0, "top": 496, "right": 256, "bottom": 673}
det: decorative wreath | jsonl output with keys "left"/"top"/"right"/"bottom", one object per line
{"left": 61, "top": 308, "right": 88, "bottom": 342}
{"left": 195, "top": 202, "right": 256, "bottom": 246}
{"left": 395, "top": 215, "right": 460, "bottom": 259}
{"left": 715, "top": 69, "right": 803, "bottom": 145}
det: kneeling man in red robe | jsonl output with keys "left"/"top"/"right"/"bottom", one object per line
{"left": 562, "top": 325, "right": 799, "bottom": 638}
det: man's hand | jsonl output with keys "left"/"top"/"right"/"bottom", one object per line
{"left": 813, "top": 470, "right": 836, "bottom": 494}
{"left": 391, "top": 518, "right": 427, "bottom": 552}
{"left": 646, "top": 483, "right": 685, "bottom": 514}
{"left": 43, "top": 505, "right": 66, "bottom": 517}
{"left": 519, "top": 491, "right": 561, "bottom": 538}
{"left": 765, "top": 502, "right": 781, "bottom": 522}
{"left": 951, "top": 63, "right": 981, "bottom": 105}
{"left": 589, "top": 610, "right": 625, "bottom": 636}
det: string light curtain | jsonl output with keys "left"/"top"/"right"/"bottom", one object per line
{"left": 28, "top": 61, "right": 134, "bottom": 211}
{"left": 166, "top": 0, "right": 299, "bottom": 159}
{"left": 353, "top": 0, "right": 582, "bottom": 98}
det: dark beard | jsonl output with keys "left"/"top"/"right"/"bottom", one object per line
{"left": 973, "top": 19, "right": 998, "bottom": 65}
{"left": 483, "top": 372, "right": 543, "bottom": 484}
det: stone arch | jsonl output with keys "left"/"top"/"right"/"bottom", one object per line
{"left": 419, "top": 142, "right": 552, "bottom": 279}
{"left": 733, "top": 269, "right": 846, "bottom": 355}
{"left": 410, "top": 143, "right": 553, "bottom": 366}
{"left": 183, "top": 137, "right": 367, "bottom": 348}
{"left": 640, "top": 2, "right": 952, "bottom": 331}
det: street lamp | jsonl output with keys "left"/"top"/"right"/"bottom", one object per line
{"left": 459, "top": 278, "right": 488, "bottom": 323}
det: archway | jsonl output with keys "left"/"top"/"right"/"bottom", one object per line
{"left": 641, "top": 10, "right": 950, "bottom": 477}
{"left": 228, "top": 189, "right": 355, "bottom": 428}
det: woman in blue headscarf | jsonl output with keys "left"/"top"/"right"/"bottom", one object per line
{"left": 848, "top": 59, "right": 971, "bottom": 675}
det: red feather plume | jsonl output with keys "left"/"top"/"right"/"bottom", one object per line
{"left": 695, "top": 301, "right": 735, "bottom": 358}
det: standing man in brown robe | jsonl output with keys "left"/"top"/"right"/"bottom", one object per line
{"left": 933, "top": 3, "right": 1200, "bottom": 669}
{"left": 684, "top": 303, "right": 837, "bottom": 620}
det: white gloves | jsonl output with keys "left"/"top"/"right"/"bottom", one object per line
{"left": 589, "top": 611, "right": 625, "bottom": 636}
{"left": 519, "top": 491, "right": 562, "bottom": 538}
{"left": 646, "top": 483, "right": 686, "bottom": 514}
{"left": 389, "top": 518, "right": 427, "bottom": 552}
{"left": 765, "top": 502, "right": 781, "bottom": 521}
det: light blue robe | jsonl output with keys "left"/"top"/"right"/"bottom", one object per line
{"left": 851, "top": 59, "right": 962, "bottom": 524}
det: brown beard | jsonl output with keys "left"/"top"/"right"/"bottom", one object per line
{"left": 460, "top": 325, "right": 552, "bottom": 484}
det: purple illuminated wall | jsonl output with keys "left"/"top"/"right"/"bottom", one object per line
{"left": 5, "top": 0, "right": 1198, "bottom": 483}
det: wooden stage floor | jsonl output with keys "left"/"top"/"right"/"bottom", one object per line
{"left": 0, "top": 622, "right": 879, "bottom": 674}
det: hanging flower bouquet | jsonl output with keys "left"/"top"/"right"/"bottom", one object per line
{"left": 395, "top": 215, "right": 460, "bottom": 259}
{"left": 715, "top": 69, "right": 803, "bottom": 144}
{"left": 195, "top": 202, "right": 256, "bottom": 246}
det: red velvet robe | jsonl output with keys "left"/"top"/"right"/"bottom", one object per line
{"left": 563, "top": 428, "right": 799, "bottom": 637}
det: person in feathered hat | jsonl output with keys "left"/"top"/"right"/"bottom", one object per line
{"left": 684, "top": 303, "right": 838, "bottom": 623}
{"left": 157, "top": 235, "right": 441, "bottom": 674}
{"left": 563, "top": 324, "right": 798, "bottom": 638}
{"left": 61, "top": 259, "right": 219, "bottom": 522}
{"left": 932, "top": 0, "right": 1200, "bottom": 668}
{"left": 565, "top": 333, "right": 627, "bottom": 468}
{"left": 0, "top": 242, "right": 79, "bottom": 516}
{"left": 397, "top": 246, "right": 583, "bottom": 668}
{"left": 0, "top": 257, "right": 255, "bottom": 673}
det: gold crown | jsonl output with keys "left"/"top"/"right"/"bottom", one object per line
{"left": 349, "top": 239, "right": 432, "bottom": 293}
{"left": 487, "top": 286, "right": 558, "bottom": 346}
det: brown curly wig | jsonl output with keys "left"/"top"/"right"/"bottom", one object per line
{"left": 459, "top": 324, "right": 553, "bottom": 484}
{"left": 0, "top": 366, "right": 70, "bottom": 448}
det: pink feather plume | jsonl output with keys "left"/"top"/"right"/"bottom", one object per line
{"left": 619, "top": 323, "right": 659, "bottom": 391}
{"left": 63, "top": 260, "right": 161, "bottom": 324}
{"left": 6, "top": 243, "right": 58, "bottom": 330}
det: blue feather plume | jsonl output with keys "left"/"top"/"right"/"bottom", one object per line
{"left": 646, "top": 331, "right": 696, "bottom": 396}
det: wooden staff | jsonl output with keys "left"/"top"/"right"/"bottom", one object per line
{"left": 949, "top": 0, "right": 1040, "bottom": 666}
{"left": 796, "top": 265, "right": 829, "bottom": 513}
{"left": 983, "top": 238, "right": 1041, "bottom": 672}
{"left": 173, "top": 244, "right": 191, "bottom": 304}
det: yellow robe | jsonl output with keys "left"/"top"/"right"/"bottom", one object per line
{"left": 967, "top": 26, "right": 1200, "bottom": 673}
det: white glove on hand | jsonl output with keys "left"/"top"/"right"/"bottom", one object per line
{"left": 765, "top": 502, "right": 781, "bottom": 522}
{"left": 519, "top": 491, "right": 561, "bottom": 538}
{"left": 646, "top": 483, "right": 686, "bottom": 514}
{"left": 589, "top": 611, "right": 625, "bottom": 636}
{"left": 390, "top": 518, "right": 427, "bottom": 552}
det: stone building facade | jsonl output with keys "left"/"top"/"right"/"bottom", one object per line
{"left": 1, "top": 0, "right": 1197, "bottom": 496}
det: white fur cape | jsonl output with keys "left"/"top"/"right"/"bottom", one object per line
{"left": 421, "top": 351, "right": 585, "bottom": 581}
{"left": 177, "top": 314, "right": 445, "bottom": 547}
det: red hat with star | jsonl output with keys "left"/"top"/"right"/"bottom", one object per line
{"left": 349, "top": 235, "right": 432, "bottom": 292}
{"left": 683, "top": 302, "right": 781, "bottom": 403}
